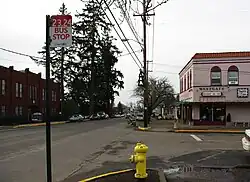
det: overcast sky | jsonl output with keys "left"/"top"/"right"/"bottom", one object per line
{"left": 0, "top": 0, "right": 250, "bottom": 105}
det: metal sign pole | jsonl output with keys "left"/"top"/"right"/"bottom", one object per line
{"left": 45, "top": 15, "right": 52, "bottom": 182}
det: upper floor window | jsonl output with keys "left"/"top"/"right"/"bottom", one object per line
{"left": 0, "top": 80, "right": 6, "bottom": 96}
{"left": 190, "top": 70, "right": 192, "bottom": 87}
{"left": 187, "top": 73, "right": 190, "bottom": 89}
{"left": 42, "top": 89, "right": 45, "bottom": 100}
{"left": 52, "top": 90, "right": 56, "bottom": 101}
{"left": 180, "top": 78, "right": 183, "bottom": 92}
{"left": 184, "top": 76, "right": 186, "bottom": 91}
{"left": 211, "top": 66, "right": 221, "bottom": 86}
{"left": 228, "top": 65, "right": 239, "bottom": 85}
{"left": 29, "top": 85, "right": 37, "bottom": 100}
{"left": 16, "top": 83, "right": 23, "bottom": 98}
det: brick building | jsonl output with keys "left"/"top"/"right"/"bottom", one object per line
{"left": 0, "top": 66, "right": 61, "bottom": 120}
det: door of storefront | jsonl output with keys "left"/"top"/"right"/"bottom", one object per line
{"left": 197, "top": 103, "right": 226, "bottom": 125}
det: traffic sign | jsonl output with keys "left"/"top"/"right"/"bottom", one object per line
{"left": 50, "top": 15, "right": 72, "bottom": 47}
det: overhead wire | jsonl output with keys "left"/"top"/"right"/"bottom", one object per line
{"left": 1, "top": 45, "right": 250, "bottom": 77}
{"left": 96, "top": 0, "right": 142, "bottom": 68}
{"left": 116, "top": 0, "right": 143, "bottom": 49}
{"left": 100, "top": 0, "right": 143, "bottom": 67}
{"left": 0, "top": 47, "right": 43, "bottom": 60}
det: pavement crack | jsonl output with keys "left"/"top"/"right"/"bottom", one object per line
{"left": 197, "top": 151, "right": 226, "bottom": 162}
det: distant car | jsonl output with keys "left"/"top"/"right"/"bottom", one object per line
{"left": 136, "top": 113, "right": 144, "bottom": 121}
{"left": 125, "top": 113, "right": 131, "bottom": 119}
{"left": 105, "top": 114, "right": 109, "bottom": 119}
{"left": 69, "top": 114, "right": 85, "bottom": 122}
{"left": 90, "top": 114, "right": 101, "bottom": 120}
{"left": 97, "top": 112, "right": 107, "bottom": 119}
{"left": 114, "top": 114, "right": 121, "bottom": 118}
{"left": 242, "top": 129, "right": 250, "bottom": 151}
{"left": 31, "top": 112, "right": 43, "bottom": 123}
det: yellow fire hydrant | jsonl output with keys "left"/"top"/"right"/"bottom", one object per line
{"left": 129, "top": 142, "right": 148, "bottom": 178}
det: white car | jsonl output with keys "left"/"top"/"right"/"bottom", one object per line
{"left": 136, "top": 114, "right": 144, "bottom": 121}
{"left": 69, "top": 114, "right": 85, "bottom": 122}
{"left": 242, "top": 129, "right": 250, "bottom": 151}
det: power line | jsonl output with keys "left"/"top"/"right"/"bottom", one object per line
{"left": 118, "top": 50, "right": 142, "bottom": 57}
{"left": 101, "top": 0, "right": 143, "bottom": 67}
{"left": 0, "top": 47, "right": 43, "bottom": 60}
{"left": 116, "top": 0, "right": 143, "bottom": 49}
{"left": 96, "top": 1, "right": 142, "bottom": 68}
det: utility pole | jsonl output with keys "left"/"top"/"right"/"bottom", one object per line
{"left": 147, "top": 60, "right": 153, "bottom": 123}
{"left": 134, "top": 0, "right": 154, "bottom": 128}
{"left": 142, "top": 0, "right": 149, "bottom": 128}
{"left": 60, "top": 3, "right": 65, "bottom": 119}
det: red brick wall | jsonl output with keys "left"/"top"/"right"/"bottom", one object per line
{"left": 0, "top": 66, "right": 61, "bottom": 117}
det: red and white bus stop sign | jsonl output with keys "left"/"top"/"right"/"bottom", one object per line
{"left": 50, "top": 15, "right": 72, "bottom": 48}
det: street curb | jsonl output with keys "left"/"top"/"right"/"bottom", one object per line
{"left": 173, "top": 129, "right": 245, "bottom": 134}
{"left": 13, "top": 121, "right": 66, "bottom": 128}
{"left": 78, "top": 168, "right": 167, "bottom": 182}
{"left": 79, "top": 169, "right": 133, "bottom": 182}
{"left": 136, "top": 126, "right": 151, "bottom": 131}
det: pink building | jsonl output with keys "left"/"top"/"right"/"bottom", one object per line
{"left": 179, "top": 52, "right": 250, "bottom": 125}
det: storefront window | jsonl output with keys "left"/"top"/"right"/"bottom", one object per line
{"left": 200, "top": 103, "right": 226, "bottom": 122}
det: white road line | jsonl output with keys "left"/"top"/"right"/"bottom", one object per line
{"left": 190, "top": 134, "right": 202, "bottom": 142}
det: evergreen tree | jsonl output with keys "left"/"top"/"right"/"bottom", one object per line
{"left": 34, "top": 3, "right": 76, "bottom": 118}
{"left": 73, "top": 0, "right": 124, "bottom": 115}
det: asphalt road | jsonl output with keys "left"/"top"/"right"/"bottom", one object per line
{"left": 1, "top": 119, "right": 249, "bottom": 182}
{"left": 0, "top": 118, "right": 125, "bottom": 182}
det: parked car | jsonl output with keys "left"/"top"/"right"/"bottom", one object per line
{"left": 136, "top": 113, "right": 144, "bottom": 121}
{"left": 242, "top": 129, "right": 250, "bottom": 151}
{"left": 97, "top": 112, "right": 106, "bottom": 119}
{"left": 69, "top": 114, "right": 85, "bottom": 122}
{"left": 105, "top": 114, "right": 109, "bottom": 119}
{"left": 90, "top": 113, "right": 101, "bottom": 120}
{"left": 125, "top": 113, "right": 131, "bottom": 119}
{"left": 31, "top": 112, "right": 43, "bottom": 123}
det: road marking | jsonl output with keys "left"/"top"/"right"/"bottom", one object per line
{"left": 190, "top": 134, "right": 202, "bottom": 142}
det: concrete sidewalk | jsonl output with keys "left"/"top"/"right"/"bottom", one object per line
{"left": 135, "top": 120, "right": 246, "bottom": 134}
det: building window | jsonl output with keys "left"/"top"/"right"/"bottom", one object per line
{"left": 184, "top": 76, "right": 186, "bottom": 91}
{"left": 15, "top": 83, "right": 23, "bottom": 98}
{"left": 29, "top": 86, "right": 37, "bottom": 100}
{"left": 190, "top": 70, "right": 192, "bottom": 87}
{"left": 211, "top": 66, "right": 221, "bottom": 86}
{"left": 1, "top": 80, "right": 6, "bottom": 95}
{"left": 180, "top": 78, "right": 183, "bottom": 92}
{"left": 19, "top": 84, "right": 23, "bottom": 98}
{"left": 228, "top": 65, "right": 239, "bottom": 85}
{"left": 42, "top": 89, "right": 45, "bottom": 100}
{"left": 187, "top": 73, "right": 190, "bottom": 89}
{"left": 15, "top": 106, "right": 23, "bottom": 116}
{"left": 34, "top": 87, "right": 37, "bottom": 99}
{"left": 1, "top": 106, "right": 6, "bottom": 116}
{"left": 29, "top": 86, "right": 32, "bottom": 99}
{"left": 52, "top": 91, "right": 56, "bottom": 101}
{"left": 52, "top": 108, "right": 56, "bottom": 113}
{"left": 16, "top": 83, "right": 19, "bottom": 97}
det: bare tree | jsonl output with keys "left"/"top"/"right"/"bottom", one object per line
{"left": 133, "top": 76, "right": 176, "bottom": 116}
